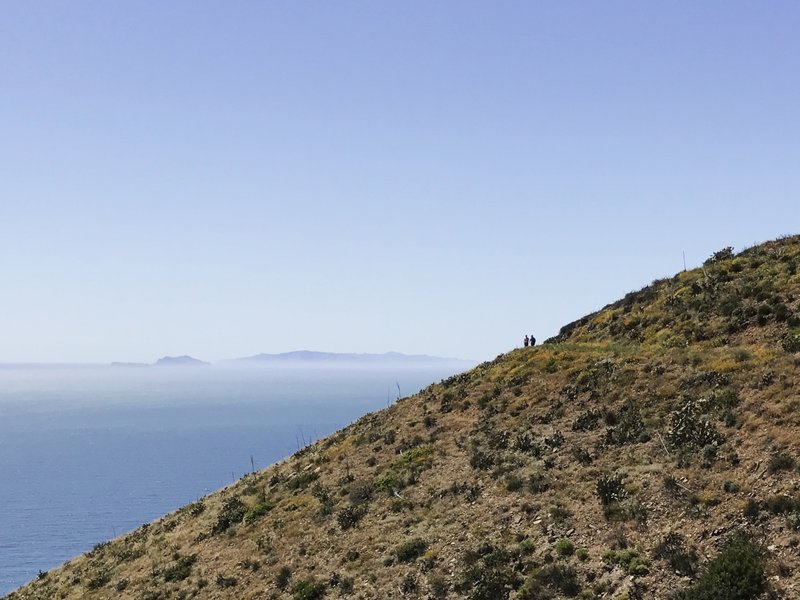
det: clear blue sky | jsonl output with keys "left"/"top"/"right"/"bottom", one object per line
{"left": 1, "top": 2, "right": 798, "bottom": 363}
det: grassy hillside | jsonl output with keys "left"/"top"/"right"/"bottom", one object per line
{"left": 8, "top": 235, "right": 800, "bottom": 600}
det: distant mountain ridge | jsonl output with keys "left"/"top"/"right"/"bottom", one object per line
{"left": 231, "top": 350, "right": 472, "bottom": 364}
{"left": 107, "top": 351, "right": 473, "bottom": 368}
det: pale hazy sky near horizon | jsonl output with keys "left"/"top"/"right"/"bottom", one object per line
{"left": 1, "top": 2, "right": 798, "bottom": 363}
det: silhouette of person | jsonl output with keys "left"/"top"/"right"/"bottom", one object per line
{"left": 530, "top": 335, "right": 536, "bottom": 347}
{"left": 524, "top": 335, "right": 529, "bottom": 347}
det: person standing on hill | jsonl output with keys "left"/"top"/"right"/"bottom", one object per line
{"left": 523, "top": 335, "right": 529, "bottom": 347}
{"left": 530, "top": 336, "right": 536, "bottom": 347}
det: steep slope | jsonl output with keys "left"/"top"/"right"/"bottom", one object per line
{"left": 8, "top": 235, "right": 800, "bottom": 600}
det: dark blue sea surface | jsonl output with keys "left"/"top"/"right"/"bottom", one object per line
{"left": 0, "top": 363, "right": 468, "bottom": 595}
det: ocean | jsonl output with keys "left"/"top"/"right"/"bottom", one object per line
{"left": 0, "top": 362, "right": 469, "bottom": 595}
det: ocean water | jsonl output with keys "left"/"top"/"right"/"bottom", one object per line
{"left": 0, "top": 363, "right": 468, "bottom": 595}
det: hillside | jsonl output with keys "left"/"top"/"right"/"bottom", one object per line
{"left": 8, "top": 235, "right": 800, "bottom": 600}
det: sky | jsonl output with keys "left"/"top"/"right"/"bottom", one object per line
{"left": 1, "top": 2, "right": 798, "bottom": 363}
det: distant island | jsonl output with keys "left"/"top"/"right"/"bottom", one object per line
{"left": 228, "top": 350, "right": 473, "bottom": 365}
{"left": 108, "top": 351, "right": 472, "bottom": 368}
{"left": 153, "top": 355, "right": 210, "bottom": 367}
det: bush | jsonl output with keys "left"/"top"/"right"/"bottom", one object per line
{"left": 244, "top": 500, "right": 275, "bottom": 523}
{"left": 550, "top": 504, "right": 572, "bottom": 523}
{"left": 765, "top": 495, "right": 798, "bottom": 515}
{"left": 671, "top": 534, "right": 765, "bottom": 600}
{"left": 85, "top": 571, "right": 111, "bottom": 590}
{"left": 668, "top": 400, "right": 723, "bottom": 450}
{"left": 347, "top": 481, "right": 374, "bottom": 505}
{"left": 286, "top": 471, "right": 319, "bottom": 490}
{"left": 336, "top": 505, "right": 367, "bottom": 530}
{"left": 429, "top": 573, "right": 449, "bottom": 598}
{"left": 212, "top": 497, "right": 246, "bottom": 534}
{"left": 723, "top": 480, "right": 740, "bottom": 493}
{"left": 781, "top": 330, "right": 800, "bottom": 353}
{"left": 704, "top": 247, "right": 734, "bottom": 265}
{"left": 291, "top": 578, "right": 327, "bottom": 600}
{"left": 528, "top": 473, "right": 549, "bottom": 494}
{"left": 555, "top": 538, "right": 575, "bottom": 557}
{"left": 571, "top": 409, "right": 601, "bottom": 432}
{"left": 395, "top": 538, "right": 428, "bottom": 563}
{"left": 457, "top": 546, "right": 520, "bottom": 600}
{"left": 743, "top": 499, "right": 761, "bottom": 519}
{"left": 276, "top": 566, "right": 292, "bottom": 590}
{"left": 604, "top": 402, "right": 646, "bottom": 446}
{"left": 518, "top": 564, "right": 580, "bottom": 598}
{"left": 768, "top": 452, "right": 796, "bottom": 474}
{"left": 603, "top": 548, "right": 650, "bottom": 576}
{"left": 596, "top": 474, "right": 626, "bottom": 505}
{"left": 162, "top": 554, "right": 197, "bottom": 582}
{"left": 215, "top": 574, "right": 237, "bottom": 588}
{"left": 400, "top": 573, "right": 417, "bottom": 593}
{"left": 505, "top": 474, "right": 524, "bottom": 492}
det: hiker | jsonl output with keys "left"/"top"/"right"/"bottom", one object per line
{"left": 530, "top": 336, "right": 536, "bottom": 347}
{"left": 523, "top": 335, "right": 529, "bottom": 347}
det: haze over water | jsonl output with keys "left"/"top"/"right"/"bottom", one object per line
{"left": 0, "top": 361, "right": 470, "bottom": 595}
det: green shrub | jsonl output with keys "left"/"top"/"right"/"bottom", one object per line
{"left": 276, "top": 566, "right": 292, "bottom": 590}
{"left": 518, "top": 563, "right": 580, "bottom": 598}
{"left": 505, "top": 474, "right": 524, "bottom": 492}
{"left": 723, "top": 480, "right": 740, "bottom": 493}
{"left": 550, "top": 504, "right": 572, "bottom": 523}
{"left": 743, "top": 499, "right": 761, "bottom": 519}
{"left": 671, "top": 534, "right": 765, "bottom": 600}
{"left": 571, "top": 409, "right": 601, "bottom": 431}
{"left": 373, "top": 471, "right": 403, "bottom": 495}
{"left": 212, "top": 497, "right": 246, "bottom": 534}
{"left": 555, "top": 538, "right": 575, "bottom": 557}
{"left": 395, "top": 538, "right": 428, "bottom": 562}
{"left": 187, "top": 501, "right": 206, "bottom": 516}
{"left": 336, "top": 505, "right": 366, "bottom": 530}
{"left": 781, "top": 330, "right": 800, "bottom": 353}
{"left": 286, "top": 471, "right": 319, "bottom": 491}
{"left": 85, "top": 570, "right": 111, "bottom": 590}
{"left": 596, "top": 474, "right": 626, "bottom": 505}
{"left": 704, "top": 247, "right": 734, "bottom": 266}
{"left": 604, "top": 402, "right": 646, "bottom": 446}
{"left": 162, "top": 554, "right": 197, "bottom": 582}
{"left": 244, "top": 500, "right": 275, "bottom": 523}
{"left": 603, "top": 548, "right": 650, "bottom": 576}
{"left": 457, "top": 546, "right": 520, "bottom": 600}
{"left": 668, "top": 401, "right": 723, "bottom": 450}
{"left": 291, "top": 578, "right": 326, "bottom": 600}
{"left": 347, "top": 481, "right": 374, "bottom": 505}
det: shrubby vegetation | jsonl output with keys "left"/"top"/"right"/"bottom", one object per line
{"left": 671, "top": 535, "right": 765, "bottom": 600}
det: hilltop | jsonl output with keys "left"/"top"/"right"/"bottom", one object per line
{"left": 8, "top": 235, "right": 800, "bottom": 600}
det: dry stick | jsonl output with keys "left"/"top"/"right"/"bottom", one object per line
{"left": 656, "top": 432, "right": 671, "bottom": 456}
